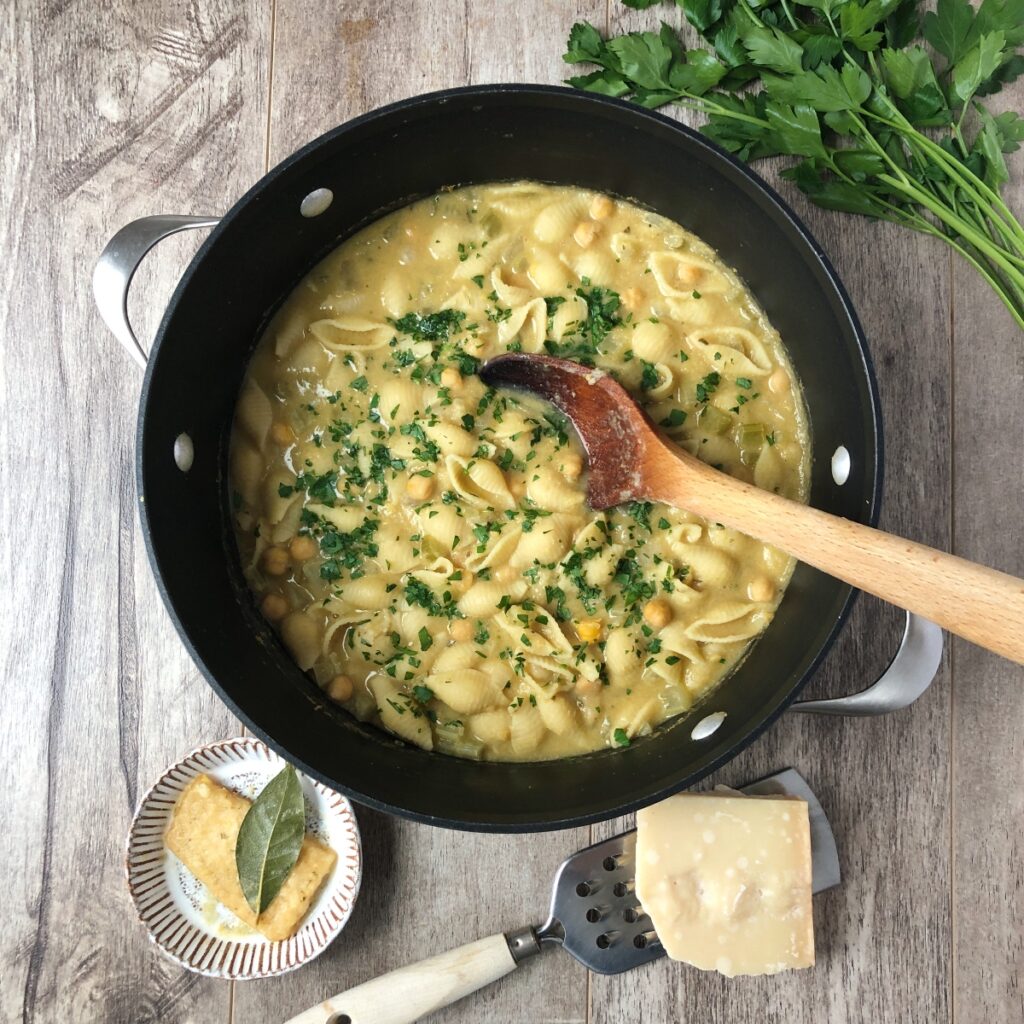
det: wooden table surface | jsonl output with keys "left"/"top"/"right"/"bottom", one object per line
{"left": 3, "top": 2, "right": 1022, "bottom": 1022}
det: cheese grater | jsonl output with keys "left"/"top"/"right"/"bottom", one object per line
{"left": 503, "top": 767, "right": 839, "bottom": 975}
{"left": 285, "top": 768, "right": 840, "bottom": 1024}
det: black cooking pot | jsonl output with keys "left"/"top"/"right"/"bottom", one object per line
{"left": 99, "top": 85, "right": 886, "bottom": 831}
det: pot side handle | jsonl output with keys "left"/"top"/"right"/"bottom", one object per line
{"left": 93, "top": 215, "right": 219, "bottom": 368}
{"left": 790, "top": 612, "right": 942, "bottom": 716}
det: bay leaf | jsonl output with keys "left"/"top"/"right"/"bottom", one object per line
{"left": 235, "top": 764, "right": 306, "bottom": 915}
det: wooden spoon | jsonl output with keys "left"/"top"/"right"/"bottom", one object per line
{"left": 479, "top": 353, "right": 1024, "bottom": 665}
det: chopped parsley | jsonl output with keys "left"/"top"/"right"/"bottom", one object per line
{"left": 640, "top": 360, "right": 660, "bottom": 391}
{"left": 695, "top": 371, "right": 721, "bottom": 404}
{"left": 392, "top": 309, "right": 466, "bottom": 342}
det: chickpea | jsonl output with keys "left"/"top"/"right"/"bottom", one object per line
{"left": 573, "top": 220, "right": 600, "bottom": 248}
{"left": 450, "top": 618, "right": 474, "bottom": 643}
{"left": 260, "top": 593, "right": 288, "bottom": 622}
{"left": 748, "top": 576, "right": 776, "bottom": 603}
{"left": 621, "top": 286, "right": 644, "bottom": 310}
{"left": 769, "top": 367, "right": 790, "bottom": 394}
{"left": 262, "top": 546, "right": 290, "bottom": 576}
{"left": 440, "top": 367, "right": 463, "bottom": 391}
{"left": 289, "top": 535, "right": 318, "bottom": 561}
{"left": 676, "top": 262, "right": 703, "bottom": 287}
{"left": 560, "top": 451, "right": 583, "bottom": 482}
{"left": 270, "top": 421, "right": 295, "bottom": 446}
{"left": 642, "top": 597, "right": 673, "bottom": 630}
{"left": 590, "top": 194, "right": 615, "bottom": 220}
{"left": 576, "top": 619, "right": 603, "bottom": 643}
{"left": 327, "top": 674, "right": 354, "bottom": 703}
{"left": 406, "top": 473, "right": 435, "bottom": 501}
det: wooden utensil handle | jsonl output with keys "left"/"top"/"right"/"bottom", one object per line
{"left": 648, "top": 444, "right": 1024, "bottom": 665}
{"left": 281, "top": 933, "right": 517, "bottom": 1024}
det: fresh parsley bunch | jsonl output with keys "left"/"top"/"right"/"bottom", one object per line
{"left": 564, "top": 0, "right": 1024, "bottom": 329}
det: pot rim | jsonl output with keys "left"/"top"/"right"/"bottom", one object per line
{"left": 136, "top": 83, "right": 883, "bottom": 831}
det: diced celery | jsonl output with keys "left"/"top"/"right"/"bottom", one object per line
{"left": 737, "top": 423, "right": 766, "bottom": 466}
{"left": 697, "top": 404, "right": 731, "bottom": 435}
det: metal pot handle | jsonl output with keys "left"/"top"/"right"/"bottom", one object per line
{"left": 790, "top": 612, "right": 942, "bottom": 716}
{"left": 93, "top": 215, "right": 219, "bottom": 368}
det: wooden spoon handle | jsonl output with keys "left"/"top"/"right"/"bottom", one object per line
{"left": 647, "top": 444, "right": 1024, "bottom": 664}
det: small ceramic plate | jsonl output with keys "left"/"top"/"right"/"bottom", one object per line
{"left": 126, "top": 737, "right": 361, "bottom": 979}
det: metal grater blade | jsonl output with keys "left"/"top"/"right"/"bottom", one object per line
{"left": 538, "top": 768, "right": 840, "bottom": 974}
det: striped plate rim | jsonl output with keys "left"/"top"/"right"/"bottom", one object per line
{"left": 125, "top": 737, "right": 362, "bottom": 979}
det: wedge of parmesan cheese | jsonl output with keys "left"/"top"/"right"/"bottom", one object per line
{"left": 165, "top": 773, "right": 337, "bottom": 942}
{"left": 635, "top": 791, "right": 813, "bottom": 977}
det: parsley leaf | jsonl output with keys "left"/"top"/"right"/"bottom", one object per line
{"left": 561, "top": 2, "right": 1024, "bottom": 331}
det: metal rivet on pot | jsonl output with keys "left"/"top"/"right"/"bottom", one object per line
{"left": 300, "top": 187, "right": 334, "bottom": 218}
{"left": 831, "top": 445, "right": 851, "bottom": 485}
{"left": 691, "top": 711, "right": 726, "bottom": 740}
{"left": 173, "top": 432, "right": 194, "bottom": 473}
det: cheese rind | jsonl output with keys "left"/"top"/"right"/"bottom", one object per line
{"left": 164, "top": 773, "right": 337, "bottom": 941}
{"left": 635, "top": 792, "right": 814, "bottom": 977}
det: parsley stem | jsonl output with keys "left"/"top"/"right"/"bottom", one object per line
{"left": 778, "top": 0, "right": 799, "bottom": 31}
{"left": 878, "top": 172, "right": 1024, "bottom": 294}
{"left": 863, "top": 108, "right": 1024, "bottom": 249}
{"left": 912, "top": 220, "right": 1024, "bottom": 330}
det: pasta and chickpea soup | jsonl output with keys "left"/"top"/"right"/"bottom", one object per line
{"left": 230, "top": 182, "right": 809, "bottom": 761}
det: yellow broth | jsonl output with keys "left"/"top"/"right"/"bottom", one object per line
{"left": 229, "top": 182, "right": 810, "bottom": 761}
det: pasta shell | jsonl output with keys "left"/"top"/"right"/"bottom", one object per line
{"left": 378, "top": 379, "right": 424, "bottom": 425}
{"left": 370, "top": 676, "right": 434, "bottom": 750}
{"left": 426, "top": 668, "right": 500, "bottom": 715}
{"left": 231, "top": 440, "right": 264, "bottom": 506}
{"left": 689, "top": 326, "right": 773, "bottom": 376}
{"left": 536, "top": 693, "right": 578, "bottom": 736}
{"left": 432, "top": 645, "right": 481, "bottom": 674}
{"left": 465, "top": 526, "right": 522, "bottom": 573}
{"left": 270, "top": 304, "right": 309, "bottom": 359}
{"left": 528, "top": 253, "right": 570, "bottom": 293}
{"left": 498, "top": 297, "right": 547, "bottom": 353}
{"left": 414, "top": 503, "right": 464, "bottom": 550}
{"left": 549, "top": 295, "right": 587, "bottom": 342}
{"left": 684, "top": 602, "right": 771, "bottom": 643}
{"left": 604, "top": 628, "right": 642, "bottom": 685}
{"left": 264, "top": 470, "right": 300, "bottom": 524}
{"left": 509, "top": 705, "right": 547, "bottom": 754}
{"left": 459, "top": 579, "right": 512, "bottom": 618}
{"left": 512, "top": 518, "right": 571, "bottom": 568}
{"left": 446, "top": 456, "right": 515, "bottom": 510}
{"left": 490, "top": 265, "right": 533, "bottom": 308}
{"left": 280, "top": 612, "right": 321, "bottom": 671}
{"left": 680, "top": 545, "right": 738, "bottom": 589}
{"left": 309, "top": 317, "right": 391, "bottom": 352}
{"left": 630, "top": 321, "right": 676, "bottom": 364}
{"left": 469, "top": 708, "right": 511, "bottom": 744}
{"left": 427, "top": 421, "right": 477, "bottom": 458}
{"left": 337, "top": 574, "right": 396, "bottom": 611}
{"left": 307, "top": 502, "right": 363, "bottom": 533}
{"left": 611, "top": 695, "right": 660, "bottom": 738}
{"left": 235, "top": 381, "right": 273, "bottom": 449}
{"left": 649, "top": 252, "right": 731, "bottom": 297}
{"left": 533, "top": 197, "right": 587, "bottom": 245}
{"left": 526, "top": 468, "right": 584, "bottom": 513}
